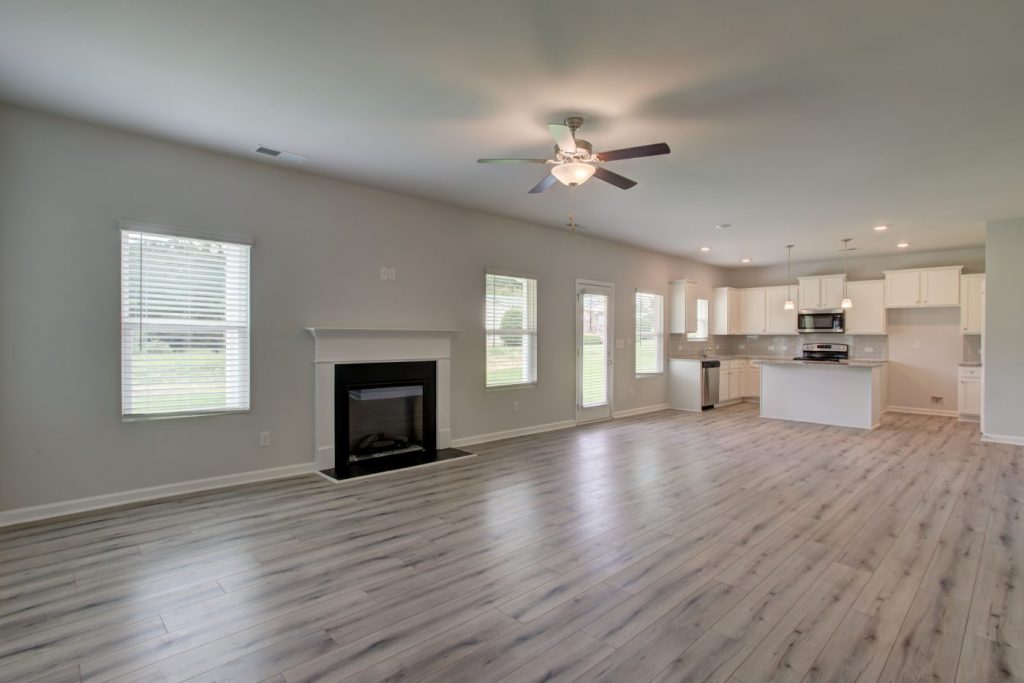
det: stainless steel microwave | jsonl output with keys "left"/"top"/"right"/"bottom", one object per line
{"left": 797, "top": 310, "right": 844, "bottom": 333}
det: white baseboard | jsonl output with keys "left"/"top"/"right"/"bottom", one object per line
{"left": 613, "top": 403, "right": 670, "bottom": 419}
{"left": 885, "top": 405, "right": 958, "bottom": 418}
{"left": 451, "top": 420, "right": 576, "bottom": 448}
{"left": 0, "top": 463, "right": 316, "bottom": 528}
{"left": 982, "top": 433, "right": 1024, "bottom": 446}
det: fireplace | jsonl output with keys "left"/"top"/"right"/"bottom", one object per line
{"left": 333, "top": 361, "right": 438, "bottom": 478}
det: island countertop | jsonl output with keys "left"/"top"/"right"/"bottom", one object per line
{"left": 758, "top": 359, "right": 887, "bottom": 368}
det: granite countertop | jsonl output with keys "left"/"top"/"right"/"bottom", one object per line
{"left": 671, "top": 355, "right": 886, "bottom": 365}
{"left": 958, "top": 362, "right": 983, "bottom": 367}
{"left": 758, "top": 359, "right": 887, "bottom": 368}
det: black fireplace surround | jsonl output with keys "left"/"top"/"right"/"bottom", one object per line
{"left": 331, "top": 361, "right": 437, "bottom": 479}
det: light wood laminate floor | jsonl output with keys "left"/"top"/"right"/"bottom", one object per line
{"left": 2, "top": 404, "right": 1022, "bottom": 682}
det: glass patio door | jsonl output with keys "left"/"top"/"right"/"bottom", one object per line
{"left": 576, "top": 281, "right": 613, "bottom": 422}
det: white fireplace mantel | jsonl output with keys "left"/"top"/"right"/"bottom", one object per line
{"left": 306, "top": 327, "right": 459, "bottom": 471}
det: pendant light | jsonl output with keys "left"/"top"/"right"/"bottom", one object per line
{"left": 840, "top": 238, "right": 853, "bottom": 309}
{"left": 784, "top": 244, "right": 795, "bottom": 310}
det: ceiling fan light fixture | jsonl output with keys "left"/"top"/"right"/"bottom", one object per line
{"left": 551, "top": 162, "right": 596, "bottom": 186}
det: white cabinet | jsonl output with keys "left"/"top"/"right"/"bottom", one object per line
{"left": 717, "top": 360, "right": 743, "bottom": 403}
{"left": 960, "top": 274, "right": 985, "bottom": 335}
{"left": 885, "top": 270, "right": 921, "bottom": 307}
{"left": 922, "top": 268, "right": 961, "bottom": 306}
{"left": 765, "top": 285, "right": 798, "bottom": 334}
{"left": 739, "top": 288, "right": 767, "bottom": 335}
{"left": 744, "top": 360, "right": 761, "bottom": 398}
{"left": 798, "top": 275, "right": 846, "bottom": 310}
{"left": 844, "top": 280, "right": 886, "bottom": 335}
{"left": 712, "top": 287, "right": 742, "bottom": 336}
{"left": 669, "top": 280, "right": 699, "bottom": 334}
{"left": 885, "top": 266, "right": 962, "bottom": 308}
{"left": 958, "top": 366, "right": 981, "bottom": 417}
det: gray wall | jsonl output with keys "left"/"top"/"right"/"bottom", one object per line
{"left": 984, "top": 219, "right": 1024, "bottom": 441}
{"left": 726, "top": 246, "right": 986, "bottom": 288}
{"left": 0, "top": 105, "right": 725, "bottom": 510}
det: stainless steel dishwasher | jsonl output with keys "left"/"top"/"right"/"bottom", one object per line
{"left": 701, "top": 360, "right": 720, "bottom": 409}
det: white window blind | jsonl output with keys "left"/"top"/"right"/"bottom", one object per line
{"left": 121, "top": 226, "right": 251, "bottom": 418}
{"left": 635, "top": 291, "right": 664, "bottom": 375}
{"left": 687, "top": 298, "right": 710, "bottom": 341}
{"left": 485, "top": 272, "right": 537, "bottom": 388}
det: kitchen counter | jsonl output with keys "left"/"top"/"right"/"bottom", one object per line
{"left": 758, "top": 359, "right": 887, "bottom": 368}
{"left": 760, "top": 361, "right": 883, "bottom": 430}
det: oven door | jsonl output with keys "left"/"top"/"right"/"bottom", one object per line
{"left": 798, "top": 312, "right": 844, "bottom": 333}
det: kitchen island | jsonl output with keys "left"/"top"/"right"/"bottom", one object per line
{"left": 759, "top": 360, "right": 886, "bottom": 429}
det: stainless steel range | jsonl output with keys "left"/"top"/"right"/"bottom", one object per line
{"left": 794, "top": 342, "right": 849, "bottom": 363}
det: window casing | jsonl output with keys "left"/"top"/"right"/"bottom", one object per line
{"left": 687, "top": 298, "right": 710, "bottom": 341}
{"left": 635, "top": 291, "right": 664, "bottom": 375}
{"left": 120, "top": 225, "right": 251, "bottom": 418}
{"left": 485, "top": 272, "right": 537, "bottom": 388}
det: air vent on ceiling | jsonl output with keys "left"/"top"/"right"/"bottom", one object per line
{"left": 253, "top": 145, "right": 307, "bottom": 163}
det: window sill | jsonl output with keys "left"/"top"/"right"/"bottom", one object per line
{"left": 635, "top": 373, "right": 664, "bottom": 379}
{"left": 122, "top": 409, "right": 250, "bottom": 422}
{"left": 485, "top": 382, "right": 537, "bottom": 392}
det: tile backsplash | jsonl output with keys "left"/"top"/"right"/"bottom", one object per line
{"left": 962, "top": 334, "right": 982, "bottom": 364}
{"left": 669, "top": 333, "right": 889, "bottom": 360}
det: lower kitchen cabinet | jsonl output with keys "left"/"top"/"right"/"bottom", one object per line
{"left": 958, "top": 366, "right": 981, "bottom": 418}
{"left": 744, "top": 361, "right": 761, "bottom": 398}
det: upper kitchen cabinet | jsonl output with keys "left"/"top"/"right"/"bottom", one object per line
{"left": 884, "top": 266, "right": 962, "bottom": 308}
{"left": 739, "top": 288, "right": 767, "bottom": 335}
{"left": 844, "top": 280, "right": 886, "bottom": 335}
{"left": 798, "top": 274, "right": 846, "bottom": 310}
{"left": 960, "top": 273, "right": 985, "bottom": 334}
{"left": 712, "top": 287, "right": 742, "bottom": 335}
{"left": 765, "top": 285, "right": 798, "bottom": 334}
{"left": 668, "top": 279, "right": 699, "bottom": 334}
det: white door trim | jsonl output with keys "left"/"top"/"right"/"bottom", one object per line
{"left": 575, "top": 279, "right": 614, "bottom": 424}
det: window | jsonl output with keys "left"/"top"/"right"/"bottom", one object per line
{"left": 485, "top": 272, "right": 537, "bottom": 388}
{"left": 121, "top": 224, "right": 251, "bottom": 418}
{"left": 635, "top": 291, "right": 664, "bottom": 375}
{"left": 687, "top": 298, "right": 710, "bottom": 341}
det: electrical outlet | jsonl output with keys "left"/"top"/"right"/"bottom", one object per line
{"left": 512, "top": 401, "right": 519, "bottom": 413}
{"left": 379, "top": 267, "right": 388, "bottom": 280}
{"left": 913, "top": 340, "right": 922, "bottom": 349}
{"left": 628, "top": 386, "right": 635, "bottom": 397}
{"left": 738, "top": 344, "right": 746, "bottom": 350}
{"left": 387, "top": 268, "right": 397, "bottom": 281}
{"left": 864, "top": 346, "right": 874, "bottom": 353}
{"left": 768, "top": 345, "right": 775, "bottom": 351}
{"left": 259, "top": 431, "right": 270, "bottom": 447}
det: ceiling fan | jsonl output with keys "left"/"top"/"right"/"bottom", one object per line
{"left": 477, "top": 116, "right": 670, "bottom": 194}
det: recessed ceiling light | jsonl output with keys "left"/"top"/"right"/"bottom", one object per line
{"left": 874, "top": 224, "right": 889, "bottom": 231}
{"left": 741, "top": 258, "right": 751, "bottom": 263}
{"left": 897, "top": 241, "right": 910, "bottom": 248}
{"left": 715, "top": 224, "right": 730, "bottom": 230}
{"left": 699, "top": 246, "right": 711, "bottom": 252}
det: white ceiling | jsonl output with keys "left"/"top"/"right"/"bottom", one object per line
{"left": 1, "top": 0, "right": 1017, "bottom": 265}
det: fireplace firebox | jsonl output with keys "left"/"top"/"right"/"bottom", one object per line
{"left": 332, "top": 361, "right": 437, "bottom": 478}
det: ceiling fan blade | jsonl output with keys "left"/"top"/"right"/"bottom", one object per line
{"left": 477, "top": 158, "right": 549, "bottom": 164}
{"left": 528, "top": 173, "right": 558, "bottom": 194}
{"left": 593, "top": 167, "right": 637, "bottom": 190}
{"left": 596, "top": 142, "right": 671, "bottom": 162}
{"left": 547, "top": 123, "right": 577, "bottom": 154}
